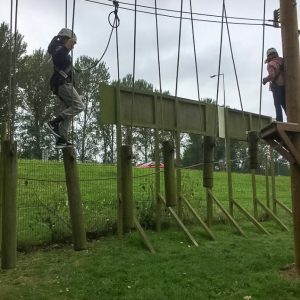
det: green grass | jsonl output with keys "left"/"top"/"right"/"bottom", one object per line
{"left": 16, "top": 160, "right": 292, "bottom": 248}
{"left": 0, "top": 223, "right": 299, "bottom": 300}
{"left": 1, "top": 160, "right": 299, "bottom": 299}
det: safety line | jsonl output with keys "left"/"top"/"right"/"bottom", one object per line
{"left": 83, "top": 0, "right": 276, "bottom": 27}
{"left": 129, "top": 0, "right": 137, "bottom": 144}
{"left": 259, "top": 0, "right": 267, "bottom": 129}
{"left": 213, "top": 0, "right": 225, "bottom": 138}
{"left": 154, "top": 0, "right": 164, "bottom": 134}
{"left": 189, "top": 0, "right": 200, "bottom": 101}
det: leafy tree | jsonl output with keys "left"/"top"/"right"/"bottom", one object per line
{"left": 0, "top": 22, "right": 27, "bottom": 130}
{"left": 16, "top": 49, "right": 55, "bottom": 159}
{"left": 74, "top": 56, "right": 110, "bottom": 162}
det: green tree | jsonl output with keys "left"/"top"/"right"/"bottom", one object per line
{"left": 0, "top": 22, "right": 27, "bottom": 129}
{"left": 16, "top": 49, "right": 55, "bottom": 158}
{"left": 74, "top": 56, "right": 110, "bottom": 162}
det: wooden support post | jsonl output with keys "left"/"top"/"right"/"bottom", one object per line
{"left": 175, "top": 131, "right": 182, "bottom": 219}
{"left": 232, "top": 199, "right": 269, "bottom": 235}
{"left": 1, "top": 140, "right": 17, "bottom": 269}
{"left": 154, "top": 129, "right": 161, "bottom": 232}
{"left": 251, "top": 170, "right": 258, "bottom": 219}
{"left": 225, "top": 109, "right": 234, "bottom": 216}
{"left": 154, "top": 95, "right": 161, "bottom": 232}
{"left": 207, "top": 190, "right": 246, "bottom": 236}
{"left": 62, "top": 147, "right": 87, "bottom": 251}
{"left": 270, "top": 148, "right": 277, "bottom": 214}
{"left": 248, "top": 131, "right": 259, "bottom": 170}
{"left": 162, "top": 140, "right": 177, "bottom": 207}
{"left": 203, "top": 136, "right": 215, "bottom": 227}
{"left": 158, "top": 194, "right": 198, "bottom": 247}
{"left": 134, "top": 217, "right": 156, "bottom": 254}
{"left": 181, "top": 195, "right": 216, "bottom": 240}
{"left": 116, "top": 85, "right": 123, "bottom": 237}
{"left": 121, "top": 145, "right": 134, "bottom": 232}
{"left": 256, "top": 198, "right": 289, "bottom": 232}
{"left": 265, "top": 157, "right": 271, "bottom": 220}
{"left": 280, "top": 0, "right": 300, "bottom": 274}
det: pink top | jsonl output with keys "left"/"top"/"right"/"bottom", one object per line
{"left": 267, "top": 57, "right": 284, "bottom": 86}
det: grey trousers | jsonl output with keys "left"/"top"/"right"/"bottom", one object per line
{"left": 56, "top": 82, "right": 84, "bottom": 140}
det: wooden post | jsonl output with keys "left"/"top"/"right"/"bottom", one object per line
{"left": 62, "top": 147, "right": 86, "bottom": 251}
{"left": 1, "top": 140, "right": 17, "bottom": 269}
{"left": 280, "top": 0, "right": 300, "bottom": 274}
{"left": 225, "top": 109, "right": 234, "bottom": 216}
{"left": 116, "top": 85, "right": 123, "bottom": 237}
{"left": 162, "top": 140, "right": 177, "bottom": 207}
{"left": 270, "top": 148, "right": 277, "bottom": 214}
{"left": 154, "top": 95, "right": 161, "bottom": 232}
{"left": 121, "top": 145, "right": 134, "bottom": 232}
{"left": 203, "top": 136, "right": 215, "bottom": 227}
{"left": 175, "top": 131, "right": 182, "bottom": 218}
{"left": 247, "top": 131, "right": 259, "bottom": 170}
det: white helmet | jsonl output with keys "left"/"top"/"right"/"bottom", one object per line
{"left": 266, "top": 47, "right": 278, "bottom": 57}
{"left": 57, "top": 28, "right": 77, "bottom": 42}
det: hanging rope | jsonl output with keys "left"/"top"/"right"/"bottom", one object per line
{"left": 77, "top": 1, "right": 120, "bottom": 73}
{"left": 189, "top": 0, "right": 200, "bottom": 101}
{"left": 65, "top": 0, "right": 68, "bottom": 27}
{"left": 259, "top": 0, "right": 267, "bottom": 128}
{"left": 213, "top": 0, "right": 225, "bottom": 137}
{"left": 7, "top": 0, "right": 14, "bottom": 139}
{"left": 154, "top": 0, "right": 164, "bottom": 134}
{"left": 8, "top": 0, "right": 19, "bottom": 142}
{"left": 224, "top": 5, "right": 243, "bottom": 112}
{"left": 174, "top": 0, "right": 183, "bottom": 99}
{"left": 129, "top": 0, "right": 137, "bottom": 144}
{"left": 70, "top": 0, "right": 76, "bottom": 144}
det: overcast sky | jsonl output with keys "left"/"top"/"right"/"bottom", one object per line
{"left": 1, "top": 0, "right": 299, "bottom": 120}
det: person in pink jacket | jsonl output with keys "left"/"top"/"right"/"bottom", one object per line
{"left": 263, "top": 47, "right": 286, "bottom": 122}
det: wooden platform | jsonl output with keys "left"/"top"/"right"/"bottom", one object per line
{"left": 260, "top": 121, "right": 300, "bottom": 164}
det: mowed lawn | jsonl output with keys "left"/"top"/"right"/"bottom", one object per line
{"left": 1, "top": 160, "right": 298, "bottom": 299}
{"left": 0, "top": 223, "right": 299, "bottom": 300}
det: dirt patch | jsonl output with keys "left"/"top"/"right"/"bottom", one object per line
{"left": 279, "top": 263, "right": 300, "bottom": 281}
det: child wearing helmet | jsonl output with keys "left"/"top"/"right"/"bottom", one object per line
{"left": 262, "top": 47, "right": 286, "bottom": 122}
{"left": 45, "top": 28, "right": 84, "bottom": 148}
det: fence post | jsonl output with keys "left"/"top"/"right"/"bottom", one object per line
{"left": 62, "top": 147, "right": 86, "bottom": 251}
{"left": 203, "top": 136, "right": 215, "bottom": 227}
{"left": 1, "top": 140, "right": 17, "bottom": 269}
{"left": 162, "top": 140, "right": 177, "bottom": 207}
{"left": 121, "top": 145, "right": 134, "bottom": 232}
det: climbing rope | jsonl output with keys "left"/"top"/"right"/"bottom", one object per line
{"left": 154, "top": 0, "right": 165, "bottom": 137}
{"left": 259, "top": 0, "right": 267, "bottom": 128}
{"left": 189, "top": 0, "right": 200, "bottom": 101}
{"left": 213, "top": 0, "right": 225, "bottom": 137}
{"left": 129, "top": 0, "right": 137, "bottom": 145}
{"left": 7, "top": 0, "right": 19, "bottom": 142}
{"left": 76, "top": 0, "right": 120, "bottom": 73}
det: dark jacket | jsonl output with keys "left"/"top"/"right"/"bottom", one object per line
{"left": 50, "top": 45, "right": 73, "bottom": 94}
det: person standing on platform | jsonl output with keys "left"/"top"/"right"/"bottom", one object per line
{"left": 262, "top": 47, "right": 286, "bottom": 122}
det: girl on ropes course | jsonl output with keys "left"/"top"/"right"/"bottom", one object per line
{"left": 262, "top": 47, "right": 286, "bottom": 122}
{"left": 45, "top": 28, "right": 84, "bottom": 148}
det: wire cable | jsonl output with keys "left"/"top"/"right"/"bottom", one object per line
{"left": 189, "top": 0, "right": 200, "bottom": 101}
{"left": 259, "top": 0, "right": 267, "bottom": 129}
{"left": 83, "top": 0, "right": 276, "bottom": 27}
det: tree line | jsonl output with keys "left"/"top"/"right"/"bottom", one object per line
{"left": 0, "top": 23, "right": 289, "bottom": 174}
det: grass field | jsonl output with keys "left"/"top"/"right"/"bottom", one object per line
{"left": 16, "top": 160, "right": 292, "bottom": 249}
{"left": 1, "top": 160, "right": 299, "bottom": 299}
{"left": 0, "top": 223, "right": 299, "bottom": 299}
